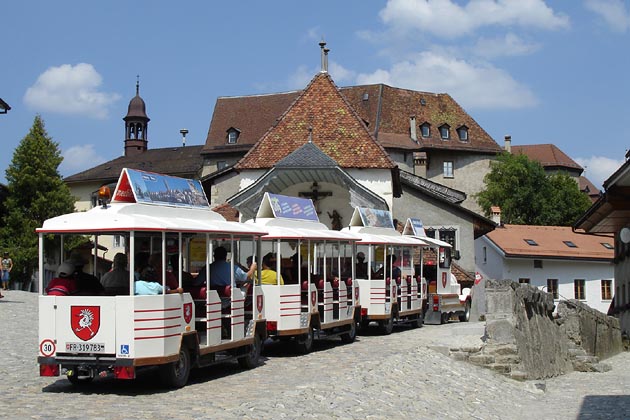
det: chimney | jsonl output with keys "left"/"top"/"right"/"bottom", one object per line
{"left": 410, "top": 116, "right": 417, "bottom": 142}
{"left": 180, "top": 129, "right": 188, "bottom": 147}
{"left": 504, "top": 135, "right": 512, "bottom": 153}
{"left": 319, "top": 40, "right": 327, "bottom": 73}
{"left": 491, "top": 206, "right": 502, "bottom": 226}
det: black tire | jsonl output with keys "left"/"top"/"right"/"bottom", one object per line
{"left": 159, "top": 347, "right": 191, "bottom": 388}
{"left": 411, "top": 313, "right": 423, "bottom": 328}
{"left": 340, "top": 321, "right": 357, "bottom": 344}
{"left": 380, "top": 315, "right": 394, "bottom": 335}
{"left": 440, "top": 312, "right": 449, "bottom": 324}
{"left": 295, "top": 327, "right": 314, "bottom": 354}
{"left": 238, "top": 334, "right": 262, "bottom": 369}
{"left": 459, "top": 300, "right": 471, "bottom": 322}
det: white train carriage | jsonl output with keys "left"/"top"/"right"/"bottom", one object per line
{"left": 344, "top": 208, "right": 428, "bottom": 334}
{"left": 402, "top": 218, "right": 471, "bottom": 324}
{"left": 246, "top": 193, "right": 360, "bottom": 353}
{"left": 37, "top": 169, "right": 268, "bottom": 388}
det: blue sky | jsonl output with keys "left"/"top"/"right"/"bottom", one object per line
{"left": 1, "top": 1, "right": 629, "bottom": 189}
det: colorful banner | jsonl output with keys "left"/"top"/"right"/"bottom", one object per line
{"left": 358, "top": 208, "right": 393, "bottom": 228}
{"left": 268, "top": 193, "right": 318, "bottom": 221}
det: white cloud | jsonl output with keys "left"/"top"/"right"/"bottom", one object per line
{"left": 584, "top": 0, "right": 630, "bottom": 33}
{"left": 575, "top": 156, "right": 625, "bottom": 189}
{"left": 474, "top": 33, "right": 541, "bottom": 58}
{"left": 379, "top": 0, "right": 570, "bottom": 39}
{"left": 60, "top": 144, "right": 107, "bottom": 177}
{"left": 24, "top": 63, "right": 121, "bottom": 119}
{"left": 355, "top": 51, "right": 537, "bottom": 109}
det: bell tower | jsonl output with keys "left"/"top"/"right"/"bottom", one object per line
{"left": 123, "top": 77, "right": 150, "bottom": 156}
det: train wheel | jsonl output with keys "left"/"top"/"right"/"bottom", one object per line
{"left": 159, "top": 347, "right": 191, "bottom": 388}
{"left": 459, "top": 300, "right": 471, "bottom": 322}
{"left": 380, "top": 315, "right": 394, "bottom": 335}
{"left": 238, "top": 333, "right": 263, "bottom": 369}
{"left": 340, "top": 321, "right": 357, "bottom": 344}
{"left": 295, "top": 327, "right": 314, "bottom": 354}
{"left": 411, "top": 313, "right": 423, "bottom": 328}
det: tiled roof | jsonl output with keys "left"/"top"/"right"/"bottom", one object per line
{"left": 235, "top": 73, "right": 395, "bottom": 170}
{"left": 512, "top": 144, "right": 582, "bottom": 171}
{"left": 203, "top": 83, "right": 501, "bottom": 158}
{"left": 578, "top": 176, "right": 602, "bottom": 202}
{"left": 64, "top": 146, "right": 204, "bottom": 184}
{"left": 485, "top": 224, "right": 613, "bottom": 261}
{"left": 212, "top": 202, "right": 239, "bottom": 222}
{"left": 341, "top": 85, "right": 501, "bottom": 153}
{"left": 275, "top": 141, "right": 339, "bottom": 168}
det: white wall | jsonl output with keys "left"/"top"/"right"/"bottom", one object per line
{"left": 475, "top": 236, "right": 614, "bottom": 314}
{"left": 346, "top": 168, "right": 394, "bottom": 210}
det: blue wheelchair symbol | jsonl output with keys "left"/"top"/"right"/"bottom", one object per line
{"left": 120, "top": 345, "right": 129, "bottom": 355}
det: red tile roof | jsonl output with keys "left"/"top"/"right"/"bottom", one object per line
{"left": 203, "top": 82, "right": 502, "bottom": 159}
{"left": 235, "top": 73, "right": 395, "bottom": 170}
{"left": 512, "top": 144, "right": 582, "bottom": 172}
{"left": 485, "top": 224, "right": 613, "bottom": 261}
{"left": 212, "top": 202, "right": 240, "bottom": 222}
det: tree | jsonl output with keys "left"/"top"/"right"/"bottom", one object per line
{"left": 1, "top": 115, "right": 76, "bottom": 285}
{"left": 476, "top": 152, "right": 592, "bottom": 226}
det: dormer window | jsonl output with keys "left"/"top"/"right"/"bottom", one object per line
{"left": 420, "top": 122, "right": 431, "bottom": 138}
{"left": 227, "top": 128, "right": 240, "bottom": 144}
{"left": 457, "top": 125, "right": 468, "bottom": 142}
{"left": 439, "top": 124, "right": 450, "bottom": 140}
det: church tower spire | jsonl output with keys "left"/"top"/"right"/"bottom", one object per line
{"left": 123, "top": 76, "right": 150, "bottom": 157}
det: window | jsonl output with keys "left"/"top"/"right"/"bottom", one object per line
{"left": 601, "top": 242, "right": 613, "bottom": 250}
{"left": 574, "top": 279, "right": 586, "bottom": 300}
{"left": 482, "top": 246, "right": 487, "bottom": 264}
{"left": 217, "top": 161, "right": 227, "bottom": 170}
{"left": 519, "top": 278, "right": 530, "bottom": 284}
{"left": 534, "top": 259, "right": 543, "bottom": 268}
{"left": 426, "top": 227, "right": 457, "bottom": 251}
{"left": 457, "top": 126, "right": 468, "bottom": 141}
{"left": 439, "top": 229, "right": 456, "bottom": 250}
{"left": 443, "top": 161, "right": 454, "bottom": 178}
{"left": 420, "top": 123, "right": 430, "bottom": 138}
{"left": 227, "top": 129, "right": 239, "bottom": 144}
{"left": 547, "top": 279, "right": 558, "bottom": 299}
{"left": 601, "top": 280, "right": 612, "bottom": 300}
{"left": 439, "top": 124, "right": 450, "bottom": 140}
{"left": 525, "top": 239, "right": 538, "bottom": 246}
{"left": 113, "top": 235, "right": 125, "bottom": 248}
{"left": 563, "top": 241, "right": 577, "bottom": 248}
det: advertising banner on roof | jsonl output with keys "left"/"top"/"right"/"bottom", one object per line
{"left": 406, "top": 218, "right": 427, "bottom": 237}
{"left": 112, "top": 168, "right": 209, "bottom": 208}
{"left": 267, "top": 193, "right": 318, "bottom": 221}
{"left": 357, "top": 208, "right": 393, "bottom": 228}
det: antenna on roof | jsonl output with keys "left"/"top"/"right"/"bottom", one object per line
{"left": 180, "top": 129, "right": 188, "bottom": 147}
{"left": 308, "top": 126, "right": 313, "bottom": 143}
{"left": 136, "top": 75, "right": 140, "bottom": 95}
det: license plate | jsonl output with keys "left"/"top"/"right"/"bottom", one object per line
{"left": 65, "top": 342, "right": 105, "bottom": 353}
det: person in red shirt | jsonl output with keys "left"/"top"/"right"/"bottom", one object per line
{"left": 45, "top": 262, "right": 78, "bottom": 296}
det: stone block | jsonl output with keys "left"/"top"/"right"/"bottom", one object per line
{"left": 468, "top": 354, "right": 495, "bottom": 366}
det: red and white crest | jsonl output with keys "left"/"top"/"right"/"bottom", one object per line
{"left": 183, "top": 302, "right": 193, "bottom": 324}
{"left": 256, "top": 294, "right": 263, "bottom": 312}
{"left": 442, "top": 272, "right": 447, "bottom": 289}
{"left": 311, "top": 290, "right": 317, "bottom": 306}
{"left": 354, "top": 286, "right": 359, "bottom": 302}
{"left": 71, "top": 306, "right": 100, "bottom": 341}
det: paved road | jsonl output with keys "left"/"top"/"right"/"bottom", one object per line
{"left": 1, "top": 290, "right": 629, "bottom": 419}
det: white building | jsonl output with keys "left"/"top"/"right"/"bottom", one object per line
{"left": 475, "top": 223, "right": 614, "bottom": 314}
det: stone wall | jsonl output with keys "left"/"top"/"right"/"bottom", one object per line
{"left": 462, "top": 279, "right": 623, "bottom": 380}
{"left": 557, "top": 299, "right": 622, "bottom": 361}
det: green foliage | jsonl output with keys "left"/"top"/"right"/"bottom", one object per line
{"left": 476, "top": 152, "right": 592, "bottom": 226}
{"left": 1, "top": 115, "right": 76, "bottom": 282}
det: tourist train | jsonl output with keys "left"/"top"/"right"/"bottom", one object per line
{"left": 37, "top": 169, "right": 463, "bottom": 388}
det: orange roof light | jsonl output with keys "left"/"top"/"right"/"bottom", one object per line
{"left": 98, "top": 186, "right": 111, "bottom": 208}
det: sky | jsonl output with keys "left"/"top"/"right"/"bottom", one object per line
{"left": 1, "top": 0, "right": 629, "bottom": 190}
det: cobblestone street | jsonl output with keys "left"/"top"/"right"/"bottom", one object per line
{"left": 1, "top": 290, "right": 629, "bottom": 419}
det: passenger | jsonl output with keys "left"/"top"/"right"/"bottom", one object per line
{"left": 45, "top": 262, "right": 78, "bottom": 296}
{"left": 100, "top": 253, "right": 130, "bottom": 295}
{"left": 169, "top": 254, "right": 195, "bottom": 288}
{"left": 387, "top": 255, "right": 401, "bottom": 281}
{"left": 149, "top": 253, "right": 179, "bottom": 290}
{"left": 355, "top": 252, "right": 368, "bottom": 278}
{"left": 134, "top": 277, "right": 183, "bottom": 295}
{"left": 196, "top": 246, "right": 256, "bottom": 289}
{"left": 67, "top": 252, "right": 104, "bottom": 295}
{"left": 135, "top": 252, "right": 155, "bottom": 282}
{"left": 259, "top": 252, "right": 284, "bottom": 285}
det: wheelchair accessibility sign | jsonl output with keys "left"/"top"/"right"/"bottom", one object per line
{"left": 119, "top": 344, "right": 130, "bottom": 357}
